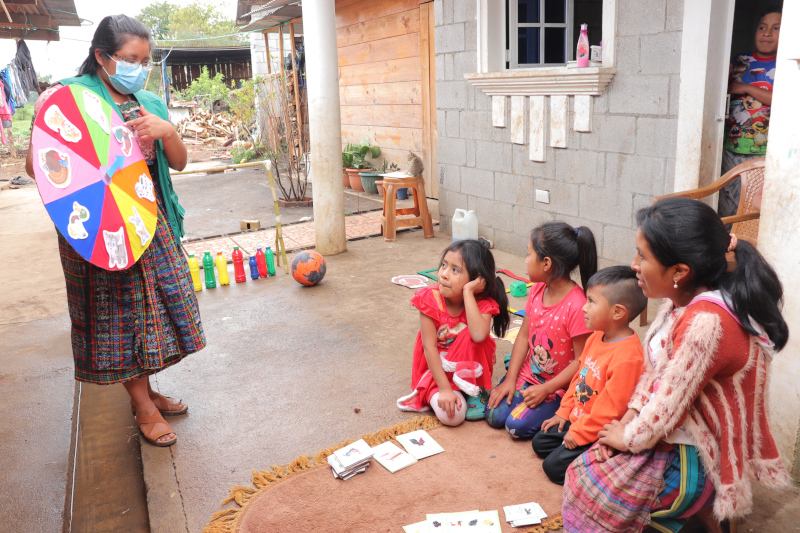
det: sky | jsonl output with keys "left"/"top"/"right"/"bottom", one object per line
{"left": 0, "top": 0, "right": 240, "bottom": 81}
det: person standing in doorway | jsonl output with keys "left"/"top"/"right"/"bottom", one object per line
{"left": 718, "top": 6, "right": 781, "bottom": 217}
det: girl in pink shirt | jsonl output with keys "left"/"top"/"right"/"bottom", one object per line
{"left": 486, "top": 222, "right": 597, "bottom": 438}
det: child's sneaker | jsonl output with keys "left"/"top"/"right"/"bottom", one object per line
{"left": 465, "top": 390, "right": 489, "bottom": 421}
{"left": 504, "top": 353, "right": 512, "bottom": 370}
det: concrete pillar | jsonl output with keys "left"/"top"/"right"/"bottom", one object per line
{"left": 758, "top": 0, "right": 800, "bottom": 479}
{"left": 302, "top": 0, "right": 347, "bottom": 255}
{"left": 673, "top": 0, "right": 735, "bottom": 193}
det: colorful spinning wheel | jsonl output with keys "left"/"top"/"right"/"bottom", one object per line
{"left": 31, "top": 85, "right": 157, "bottom": 271}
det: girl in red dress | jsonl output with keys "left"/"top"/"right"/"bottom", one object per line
{"left": 397, "top": 240, "right": 510, "bottom": 426}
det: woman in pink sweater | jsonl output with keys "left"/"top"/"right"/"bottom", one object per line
{"left": 562, "top": 197, "right": 790, "bottom": 533}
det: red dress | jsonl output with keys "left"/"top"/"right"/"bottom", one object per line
{"left": 397, "top": 286, "right": 499, "bottom": 411}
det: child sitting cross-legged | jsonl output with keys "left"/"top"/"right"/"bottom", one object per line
{"left": 531, "top": 266, "right": 647, "bottom": 485}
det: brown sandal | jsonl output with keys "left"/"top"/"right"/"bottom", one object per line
{"left": 131, "top": 393, "right": 189, "bottom": 416}
{"left": 136, "top": 411, "right": 177, "bottom": 447}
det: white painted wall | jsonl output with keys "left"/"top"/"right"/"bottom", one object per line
{"left": 758, "top": 0, "right": 800, "bottom": 477}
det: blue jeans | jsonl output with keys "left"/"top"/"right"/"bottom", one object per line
{"left": 485, "top": 375, "right": 560, "bottom": 439}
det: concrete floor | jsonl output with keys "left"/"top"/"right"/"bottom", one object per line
{"left": 174, "top": 168, "right": 383, "bottom": 241}
{"left": 3, "top": 183, "right": 799, "bottom": 533}
{"left": 1, "top": 186, "right": 73, "bottom": 532}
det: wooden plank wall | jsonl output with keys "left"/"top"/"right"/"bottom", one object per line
{"left": 169, "top": 61, "right": 252, "bottom": 92}
{"left": 335, "top": 0, "right": 437, "bottom": 198}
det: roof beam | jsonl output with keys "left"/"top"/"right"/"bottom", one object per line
{"left": 0, "top": 27, "right": 58, "bottom": 39}
{"left": 0, "top": 1, "right": 12, "bottom": 23}
{"left": 0, "top": 11, "right": 56, "bottom": 28}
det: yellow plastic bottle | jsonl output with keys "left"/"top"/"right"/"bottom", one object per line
{"left": 188, "top": 254, "right": 202, "bottom": 292}
{"left": 216, "top": 252, "right": 230, "bottom": 286}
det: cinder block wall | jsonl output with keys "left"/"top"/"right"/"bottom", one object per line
{"left": 434, "top": 0, "right": 684, "bottom": 266}
{"left": 249, "top": 31, "right": 269, "bottom": 77}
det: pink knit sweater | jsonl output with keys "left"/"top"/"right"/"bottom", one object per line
{"left": 623, "top": 299, "right": 790, "bottom": 520}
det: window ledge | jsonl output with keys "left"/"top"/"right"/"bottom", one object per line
{"left": 464, "top": 66, "right": 616, "bottom": 97}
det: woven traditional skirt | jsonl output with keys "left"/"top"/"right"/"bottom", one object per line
{"left": 58, "top": 170, "right": 205, "bottom": 384}
{"left": 562, "top": 442, "right": 714, "bottom": 533}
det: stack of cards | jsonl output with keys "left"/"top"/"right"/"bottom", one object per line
{"left": 395, "top": 430, "right": 445, "bottom": 460}
{"left": 502, "top": 502, "right": 547, "bottom": 527}
{"left": 372, "top": 441, "right": 418, "bottom": 473}
{"left": 327, "top": 439, "right": 374, "bottom": 480}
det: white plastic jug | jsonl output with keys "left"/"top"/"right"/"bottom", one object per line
{"left": 452, "top": 209, "right": 479, "bottom": 242}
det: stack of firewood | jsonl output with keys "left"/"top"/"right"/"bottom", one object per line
{"left": 176, "top": 110, "right": 241, "bottom": 144}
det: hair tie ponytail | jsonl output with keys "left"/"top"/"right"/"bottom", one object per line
{"left": 728, "top": 233, "right": 738, "bottom": 253}
{"left": 574, "top": 227, "right": 579, "bottom": 235}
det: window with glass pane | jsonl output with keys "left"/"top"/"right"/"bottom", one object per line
{"left": 509, "top": 0, "right": 573, "bottom": 68}
{"left": 518, "top": 0, "right": 540, "bottom": 23}
{"left": 518, "top": 27, "right": 541, "bottom": 65}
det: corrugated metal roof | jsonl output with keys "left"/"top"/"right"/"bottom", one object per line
{"left": 0, "top": 0, "right": 80, "bottom": 41}
{"left": 238, "top": 4, "right": 302, "bottom": 32}
{"left": 236, "top": 0, "right": 300, "bottom": 27}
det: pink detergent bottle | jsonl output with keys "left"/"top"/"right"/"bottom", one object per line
{"left": 576, "top": 23, "right": 589, "bottom": 68}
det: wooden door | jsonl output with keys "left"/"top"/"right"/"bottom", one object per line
{"left": 420, "top": 1, "right": 438, "bottom": 199}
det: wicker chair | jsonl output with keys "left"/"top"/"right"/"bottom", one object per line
{"left": 638, "top": 157, "right": 765, "bottom": 327}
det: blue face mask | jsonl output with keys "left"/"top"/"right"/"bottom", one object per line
{"left": 103, "top": 56, "right": 147, "bottom": 95}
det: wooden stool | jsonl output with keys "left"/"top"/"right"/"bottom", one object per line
{"left": 380, "top": 175, "right": 435, "bottom": 242}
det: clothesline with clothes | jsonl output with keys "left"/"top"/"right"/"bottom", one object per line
{"left": 0, "top": 39, "right": 40, "bottom": 146}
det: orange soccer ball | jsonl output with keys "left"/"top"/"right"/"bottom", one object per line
{"left": 291, "top": 251, "right": 327, "bottom": 286}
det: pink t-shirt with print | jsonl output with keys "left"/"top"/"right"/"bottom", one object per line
{"left": 517, "top": 282, "right": 592, "bottom": 389}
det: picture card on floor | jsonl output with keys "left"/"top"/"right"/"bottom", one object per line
{"left": 371, "top": 441, "right": 417, "bottom": 473}
{"left": 503, "top": 502, "right": 546, "bottom": 525}
{"left": 332, "top": 438, "right": 373, "bottom": 468}
{"left": 426, "top": 511, "right": 477, "bottom": 531}
{"left": 402, "top": 520, "right": 428, "bottom": 533}
{"left": 437, "top": 511, "right": 501, "bottom": 533}
{"left": 396, "top": 430, "right": 444, "bottom": 460}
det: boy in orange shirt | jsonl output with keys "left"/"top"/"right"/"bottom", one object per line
{"left": 532, "top": 266, "right": 646, "bottom": 484}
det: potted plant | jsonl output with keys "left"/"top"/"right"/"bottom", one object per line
{"left": 342, "top": 140, "right": 381, "bottom": 192}
{"left": 359, "top": 170, "right": 382, "bottom": 194}
{"left": 376, "top": 161, "right": 400, "bottom": 197}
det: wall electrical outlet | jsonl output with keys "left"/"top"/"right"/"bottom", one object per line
{"left": 535, "top": 189, "right": 550, "bottom": 204}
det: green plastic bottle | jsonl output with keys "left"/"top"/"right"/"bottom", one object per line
{"left": 188, "top": 254, "right": 202, "bottom": 292}
{"left": 202, "top": 251, "right": 216, "bottom": 288}
{"left": 265, "top": 246, "right": 276, "bottom": 276}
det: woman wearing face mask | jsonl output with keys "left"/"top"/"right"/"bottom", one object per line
{"left": 25, "top": 15, "right": 204, "bottom": 447}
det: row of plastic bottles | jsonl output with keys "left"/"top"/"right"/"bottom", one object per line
{"left": 187, "top": 246, "right": 276, "bottom": 291}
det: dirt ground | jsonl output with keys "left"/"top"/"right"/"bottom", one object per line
{"left": 0, "top": 152, "right": 29, "bottom": 183}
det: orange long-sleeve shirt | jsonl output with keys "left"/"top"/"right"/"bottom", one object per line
{"left": 556, "top": 330, "right": 644, "bottom": 446}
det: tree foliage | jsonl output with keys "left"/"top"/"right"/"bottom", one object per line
{"left": 179, "top": 66, "right": 229, "bottom": 103}
{"left": 228, "top": 77, "right": 260, "bottom": 128}
{"left": 136, "top": 0, "right": 245, "bottom": 47}
{"left": 137, "top": 1, "right": 176, "bottom": 40}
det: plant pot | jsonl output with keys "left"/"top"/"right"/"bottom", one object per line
{"left": 343, "top": 169, "right": 350, "bottom": 189}
{"left": 346, "top": 168, "right": 372, "bottom": 192}
{"left": 359, "top": 171, "right": 381, "bottom": 194}
{"left": 376, "top": 181, "right": 384, "bottom": 197}
{"left": 396, "top": 187, "right": 408, "bottom": 200}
